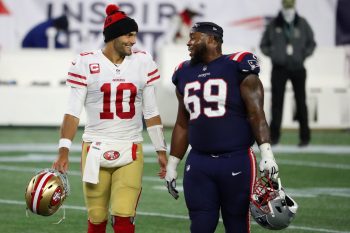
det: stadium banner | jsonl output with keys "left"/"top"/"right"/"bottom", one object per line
{"left": 0, "top": 0, "right": 338, "bottom": 56}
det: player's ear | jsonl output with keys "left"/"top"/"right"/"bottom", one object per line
{"left": 207, "top": 35, "right": 218, "bottom": 46}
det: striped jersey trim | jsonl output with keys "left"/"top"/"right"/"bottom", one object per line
{"left": 230, "top": 52, "right": 250, "bottom": 62}
{"left": 68, "top": 72, "right": 86, "bottom": 80}
{"left": 147, "top": 68, "right": 160, "bottom": 84}
{"left": 67, "top": 79, "right": 87, "bottom": 87}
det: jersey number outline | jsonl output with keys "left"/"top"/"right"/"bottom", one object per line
{"left": 184, "top": 79, "right": 227, "bottom": 120}
{"left": 100, "top": 83, "right": 137, "bottom": 119}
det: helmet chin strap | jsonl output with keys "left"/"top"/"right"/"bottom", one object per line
{"left": 25, "top": 205, "right": 66, "bottom": 224}
{"left": 53, "top": 205, "right": 66, "bottom": 224}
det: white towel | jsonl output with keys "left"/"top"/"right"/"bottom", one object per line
{"left": 82, "top": 142, "right": 102, "bottom": 184}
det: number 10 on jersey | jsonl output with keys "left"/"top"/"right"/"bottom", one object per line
{"left": 100, "top": 83, "right": 137, "bottom": 120}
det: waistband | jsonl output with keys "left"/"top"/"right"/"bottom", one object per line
{"left": 191, "top": 148, "right": 251, "bottom": 158}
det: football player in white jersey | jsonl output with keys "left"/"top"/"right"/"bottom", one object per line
{"left": 52, "top": 4, "right": 167, "bottom": 233}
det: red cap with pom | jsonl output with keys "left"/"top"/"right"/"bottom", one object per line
{"left": 103, "top": 4, "right": 138, "bottom": 43}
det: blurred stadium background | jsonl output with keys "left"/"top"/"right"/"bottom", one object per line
{"left": 0, "top": 0, "right": 349, "bottom": 232}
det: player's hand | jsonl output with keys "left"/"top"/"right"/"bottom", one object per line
{"left": 165, "top": 155, "right": 181, "bottom": 199}
{"left": 259, "top": 158, "right": 279, "bottom": 180}
{"left": 166, "top": 178, "right": 179, "bottom": 200}
{"left": 157, "top": 151, "right": 167, "bottom": 179}
{"left": 52, "top": 148, "right": 69, "bottom": 173}
{"left": 259, "top": 143, "right": 279, "bottom": 180}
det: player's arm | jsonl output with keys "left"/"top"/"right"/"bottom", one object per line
{"left": 165, "top": 89, "right": 190, "bottom": 199}
{"left": 52, "top": 114, "right": 79, "bottom": 173}
{"left": 52, "top": 86, "right": 85, "bottom": 173}
{"left": 170, "top": 90, "right": 189, "bottom": 159}
{"left": 142, "top": 84, "right": 167, "bottom": 179}
{"left": 144, "top": 115, "right": 167, "bottom": 179}
{"left": 240, "top": 74, "right": 278, "bottom": 179}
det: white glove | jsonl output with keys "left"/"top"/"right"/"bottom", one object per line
{"left": 259, "top": 143, "right": 279, "bottom": 179}
{"left": 165, "top": 155, "right": 181, "bottom": 199}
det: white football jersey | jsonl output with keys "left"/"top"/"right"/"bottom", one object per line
{"left": 66, "top": 50, "right": 160, "bottom": 143}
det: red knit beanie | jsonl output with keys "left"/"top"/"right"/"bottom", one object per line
{"left": 103, "top": 4, "right": 138, "bottom": 43}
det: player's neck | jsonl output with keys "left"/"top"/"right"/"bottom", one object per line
{"left": 203, "top": 52, "right": 222, "bottom": 64}
{"left": 102, "top": 47, "right": 125, "bottom": 64}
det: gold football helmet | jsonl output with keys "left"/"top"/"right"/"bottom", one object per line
{"left": 25, "top": 169, "right": 70, "bottom": 216}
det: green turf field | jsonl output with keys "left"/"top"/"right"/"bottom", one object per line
{"left": 0, "top": 128, "right": 349, "bottom": 233}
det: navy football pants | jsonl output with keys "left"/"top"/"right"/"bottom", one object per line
{"left": 183, "top": 149, "right": 256, "bottom": 233}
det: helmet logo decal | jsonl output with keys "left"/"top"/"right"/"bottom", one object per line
{"left": 50, "top": 187, "right": 63, "bottom": 206}
{"left": 103, "top": 150, "right": 120, "bottom": 161}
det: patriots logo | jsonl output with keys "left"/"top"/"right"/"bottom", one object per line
{"left": 248, "top": 60, "right": 260, "bottom": 70}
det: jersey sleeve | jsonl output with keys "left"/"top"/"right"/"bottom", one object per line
{"left": 171, "top": 61, "right": 185, "bottom": 89}
{"left": 142, "top": 85, "right": 160, "bottom": 119}
{"left": 229, "top": 52, "right": 260, "bottom": 75}
{"left": 66, "top": 55, "right": 88, "bottom": 88}
{"left": 144, "top": 53, "right": 160, "bottom": 86}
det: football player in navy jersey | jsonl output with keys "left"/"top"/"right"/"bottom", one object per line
{"left": 165, "top": 22, "right": 279, "bottom": 233}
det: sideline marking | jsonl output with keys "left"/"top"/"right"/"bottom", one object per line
{"left": 0, "top": 165, "right": 168, "bottom": 183}
{"left": 1, "top": 143, "right": 350, "bottom": 154}
{"left": 152, "top": 185, "right": 350, "bottom": 198}
{"left": 1, "top": 154, "right": 349, "bottom": 170}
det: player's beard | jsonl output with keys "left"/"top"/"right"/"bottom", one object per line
{"left": 190, "top": 43, "right": 208, "bottom": 65}
{"left": 114, "top": 41, "right": 133, "bottom": 57}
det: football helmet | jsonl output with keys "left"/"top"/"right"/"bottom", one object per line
{"left": 250, "top": 177, "right": 298, "bottom": 230}
{"left": 25, "top": 169, "right": 70, "bottom": 216}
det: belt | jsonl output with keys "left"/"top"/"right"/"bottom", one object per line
{"left": 192, "top": 148, "right": 249, "bottom": 159}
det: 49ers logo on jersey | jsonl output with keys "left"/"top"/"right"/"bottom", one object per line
{"left": 89, "top": 63, "right": 100, "bottom": 74}
{"left": 50, "top": 187, "right": 62, "bottom": 206}
{"left": 103, "top": 150, "right": 120, "bottom": 161}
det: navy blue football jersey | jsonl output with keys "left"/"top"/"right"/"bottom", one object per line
{"left": 172, "top": 52, "right": 260, "bottom": 153}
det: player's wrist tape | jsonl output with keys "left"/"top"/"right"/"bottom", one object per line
{"left": 58, "top": 138, "right": 72, "bottom": 149}
{"left": 167, "top": 155, "right": 181, "bottom": 170}
{"left": 147, "top": 125, "right": 167, "bottom": 151}
{"left": 259, "top": 143, "right": 274, "bottom": 159}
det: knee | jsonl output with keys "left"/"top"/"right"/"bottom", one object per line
{"left": 189, "top": 211, "right": 219, "bottom": 233}
{"left": 88, "top": 207, "right": 108, "bottom": 224}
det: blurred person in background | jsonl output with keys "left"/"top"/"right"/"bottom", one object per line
{"left": 260, "top": 0, "right": 316, "bottom": 147}
{"left": 52, "top": 4, "right": 167, "bottom": 233}
{"left": 165, "top": 22, "right": 279, "bottom": 233}
{"left": 22, "top": 15, "right": 69, "bottom": 48}
{"left": 162, "top": 2, "right": 202, "bottom": 44}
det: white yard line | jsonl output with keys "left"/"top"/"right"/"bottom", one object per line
{"left": 0, "top": 164, "right": 166, "bottom": 182}
{"left": 0, "top": 199, "right": 348, "bottom": 233}
{"left": 0, "top": 143, "right": 350, "bottom": 154}
{"left": 0, "top": 153, "right": 349, "bottom": 170}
